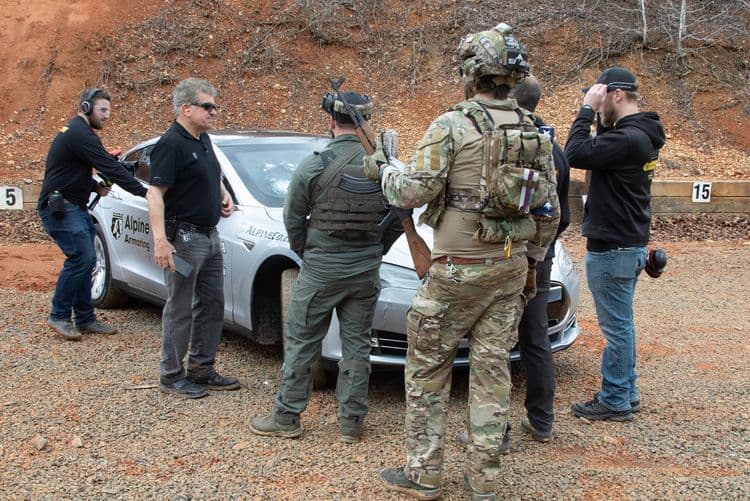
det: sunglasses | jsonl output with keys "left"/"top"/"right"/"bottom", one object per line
{"left": 189, "top": 101, "right": 218, "bottom": 112}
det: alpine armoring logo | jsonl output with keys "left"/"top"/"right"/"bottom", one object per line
{"left": 111, "top": 212, "right": 123, "bottom": 240}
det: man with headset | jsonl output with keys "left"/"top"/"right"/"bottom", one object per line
{"left": 250, "top": 90, "right": 402, "bottom": 442}
{"left": 38, "top": 87, "right": 147, "bottom": 341}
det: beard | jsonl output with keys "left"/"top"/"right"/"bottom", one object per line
{"left": 89, "top": 116, "right": 104, "bottom": 130}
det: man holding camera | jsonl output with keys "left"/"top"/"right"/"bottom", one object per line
{"left": 565, "top": 67, "right": 666, "bottom": 422}
{"left": 38, "top": 88, "right": 147, "bottom": 341}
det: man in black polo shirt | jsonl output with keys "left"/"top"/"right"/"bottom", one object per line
{"left": 38, "top": 87, "right": 147, "bottom": 341}
{"left": 147, "top": 78, "right": 239, "bottom": 399}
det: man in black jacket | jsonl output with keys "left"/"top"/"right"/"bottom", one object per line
{"left": 38, "top": 88, "right": 147, "bottom": 341}
{"left": 565, "top": 67, "right": 666, "bottom": 421}
{"left": 510, "top": 75, "right": 570, "bottom": 440}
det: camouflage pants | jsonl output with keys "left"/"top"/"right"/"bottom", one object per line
{"left": 404, "top": 254, "right": 527, "bottom": 493}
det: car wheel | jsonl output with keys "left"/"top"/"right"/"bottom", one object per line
{"left": 281, "top": 268, "right": 331, "bottom": 389}
{"left": 91, "top": 224, "right": 128, "bottom": 308}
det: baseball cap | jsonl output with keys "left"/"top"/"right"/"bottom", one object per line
{"left": 582, "top": 67, "right": 639, "bottom": 93}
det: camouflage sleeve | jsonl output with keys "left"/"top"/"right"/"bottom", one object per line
{"left": 381, "top": 114, "right": 454, "bottom": 209}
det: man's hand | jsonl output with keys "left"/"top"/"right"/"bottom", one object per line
{"left": 221, "top": 190, "right": 234, "bottom": 218}
{"left": 523, "top": 259, "right": 537, "bottom": 302}
{"left": 363, "top": 139, "right": 387, "bottom": 180}
{"left": 583, "top": 83, "right": 607, "bottom": 112}
{"left": 95, "top": 183, "right": 112, "bottom": 198}
{"left": 153, "top": 237, "right": 176, "bottom": 271}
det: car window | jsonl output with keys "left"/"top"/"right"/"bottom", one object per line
{"left": 220, "top": 140, "right": 327, "bottom": 207}
{"left": 134, "top": 146, "right": 155, "bottom": 182}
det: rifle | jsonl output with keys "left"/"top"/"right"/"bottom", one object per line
{"left": 330, "top": 77, "right": 432, "bottom": 278}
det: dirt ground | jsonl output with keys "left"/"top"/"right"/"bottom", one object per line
{"left": 1, "top": 232, "right": 748, "bottom": 498}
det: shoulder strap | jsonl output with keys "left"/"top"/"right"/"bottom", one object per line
{"left": 311, "top": 142, "right": 363, "bottom": 204}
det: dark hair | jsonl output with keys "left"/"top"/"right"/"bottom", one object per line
{"left": 474, "top": 76, "right": 510, "bottom": 99}
{"left": 509, "top": 76, "right": 541, "bottom": 112}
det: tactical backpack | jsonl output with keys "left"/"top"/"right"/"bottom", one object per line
{"left": 453, "top": 100, "right": 560, "bottom": 247}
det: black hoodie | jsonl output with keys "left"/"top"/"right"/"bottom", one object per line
{"left": 564, "top": 108, "right": 666, "bottom": 249}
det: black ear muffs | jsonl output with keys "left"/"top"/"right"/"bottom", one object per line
{"left": 80, "top": 87, "right": 102, "bottom": 115}
{"left": 321, "top": 93, "right": 335, "bottom": 115}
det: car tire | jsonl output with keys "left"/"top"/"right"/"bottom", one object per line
{"left": 281, "top": 268, "right": 331, "bottom": 389}
{"left": 91, "top": 224, "right": 128, "bottom": 308}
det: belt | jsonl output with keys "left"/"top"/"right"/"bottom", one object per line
{"left": 177, "top": 221, "right": 216, "bottom": 235}
{"left": 433, "top": 255, "right": 507, "bottom": 265}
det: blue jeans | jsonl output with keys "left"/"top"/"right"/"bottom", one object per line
{"left": 585, "top": 247, "right": 647, "bottom": 412}
{"left": 160, "top": 228, "right": 225, "bottom": 382}
{"left": 39, "top": 204, "right": 97, "bottom": 326}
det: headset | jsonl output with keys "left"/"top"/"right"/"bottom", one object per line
{"left": 321, "top": 93, "right": 336, "bottom": 115}
{"left": 80, "top": 87, "right": 103, "bottom": 115}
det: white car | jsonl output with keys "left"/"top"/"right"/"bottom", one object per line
{"left": 89, "top": 129, "right": 580, "bottom": 384}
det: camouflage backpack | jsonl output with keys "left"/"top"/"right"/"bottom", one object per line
{"left": 454, "top": 100, "right": 560, "bottom": 247}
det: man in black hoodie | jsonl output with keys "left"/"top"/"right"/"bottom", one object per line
{"left": 565, "top": 67, "right": 666, "bottom": 422}
{"left": 38, "top": 88, "right": 147, "bottom": 341}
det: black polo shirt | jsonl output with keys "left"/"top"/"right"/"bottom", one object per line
{"left": 149, "top": 121, "right": 222, "bottom": 228}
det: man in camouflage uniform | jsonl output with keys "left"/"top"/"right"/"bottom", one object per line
{"left": 250, "top": 91, "right": 402, "bottom": 443}
{"left": 364, "top": 24, "right": 558, "bottom": 500}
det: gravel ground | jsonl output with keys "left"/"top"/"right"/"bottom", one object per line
{"left": 1, "top": 215, "right": 749, "bottom": 499}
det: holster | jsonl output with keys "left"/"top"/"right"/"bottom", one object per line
{"left": 48, "top": 191, "right": 65, "bottom": 219}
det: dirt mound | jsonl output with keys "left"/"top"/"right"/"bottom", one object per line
{"left": 0, "top": 0, "right": 748, "bottom": 186}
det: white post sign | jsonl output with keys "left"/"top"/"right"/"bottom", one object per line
{"left": 0, "top": 186, "right": 23, "bottom": 210}
{"left": 691, "top": 181, "right": 712, "bottom": 203}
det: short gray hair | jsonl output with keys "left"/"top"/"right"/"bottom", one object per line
{"left": 172, "top": 78, "right": 217, "bottom": 116}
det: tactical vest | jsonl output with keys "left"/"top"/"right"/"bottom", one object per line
{"left": 309, "top": 143, "right": 389, "bottom": 242}
{"left": 446, "top": 99, "right": 559, "bottom": 246}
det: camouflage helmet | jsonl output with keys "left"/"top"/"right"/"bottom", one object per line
{"left": 457, "top": 23, "right": 529, "bottom": 94}
{"left": 321, "top": 91, "right": 373, "bottom": 122}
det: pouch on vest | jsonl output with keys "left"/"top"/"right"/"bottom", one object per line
{"left": 473, "top": 214, "right": 536, "bottom": 244}
{"left": 483, "top": 128, "right": 553, "bottom": 217}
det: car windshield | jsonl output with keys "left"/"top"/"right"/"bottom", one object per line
{"left": 219, "top": 139, "right": 328, "bottom": 207}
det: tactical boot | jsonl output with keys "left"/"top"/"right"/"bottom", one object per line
{"left": 464, "top": 474, "right": 497, "bottom": 501}
{"left": 48, "top": 318, "right": 82, "bottom": 341}
{"left": 159, "top": 378, "right": 208, "bottom": 399}
{"left": 571, "top": 399, "right": 633, "bottom": 422}
{"left": 186, "top": 369, "right": 240, "bottom": 391}
{"left": 380, "top": 467, "right": 441, "bottom": 500}
{"left": 520, "top": 417, "right": 552, "bottom": 442}
{"left": 78, "top": 319, "right": 117, "bottom": 335}
{"left": 340, "top": 416, "right": 364, "bottom": 444}
{"left": 249, "top": 414, "right": 302, "bottom": 439}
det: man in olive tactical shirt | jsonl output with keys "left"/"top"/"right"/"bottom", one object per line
{"left": 38, "top": 87, "right": 147, "bottom": 341}
{"left": 250, "top": 91, "right": 402, "bottom": 443}
{"left": 364, "top": 24, "right": 558, "bottom": 500}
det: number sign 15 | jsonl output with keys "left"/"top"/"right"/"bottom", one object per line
{"left": 691, "top": 181, "right": 712, "bottom": 203}
{"left": 1, "top": 186, "right": 23, "bottom": 210}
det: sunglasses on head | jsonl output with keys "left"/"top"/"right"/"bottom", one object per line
{"left": 606, "top": 82, "right": 638, "bottom": 92}
{"left": 190, "top": 101, "right": 218, "bottom": 112}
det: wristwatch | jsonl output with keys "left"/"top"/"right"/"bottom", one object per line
{"left": 581, "top": 104, "right": 594, "bottom": 112}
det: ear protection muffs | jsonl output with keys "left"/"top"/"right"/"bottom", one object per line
{"left": 321, "top": 93, "right": 336, "bottom": 115}
{"left": 80, "top": 87, "right": 102, "bottom": 115}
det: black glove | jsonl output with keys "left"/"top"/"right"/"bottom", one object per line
{"left": 523, "top": 259, "right": 537, "bottom": 301}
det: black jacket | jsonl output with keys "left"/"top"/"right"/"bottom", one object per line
{"left": 38, "top": 116, "right": 146, "bottom": 209}
{"left": 564, "top": 108, "right": 666, "bottom": 248}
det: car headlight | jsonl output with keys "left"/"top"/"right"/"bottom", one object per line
{"left": 380, "top": 263, "right": 420, "bottom": 290}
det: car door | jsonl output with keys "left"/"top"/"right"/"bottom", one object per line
{"left": 106, "top": 145, "right": 166, "bottom": 298}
